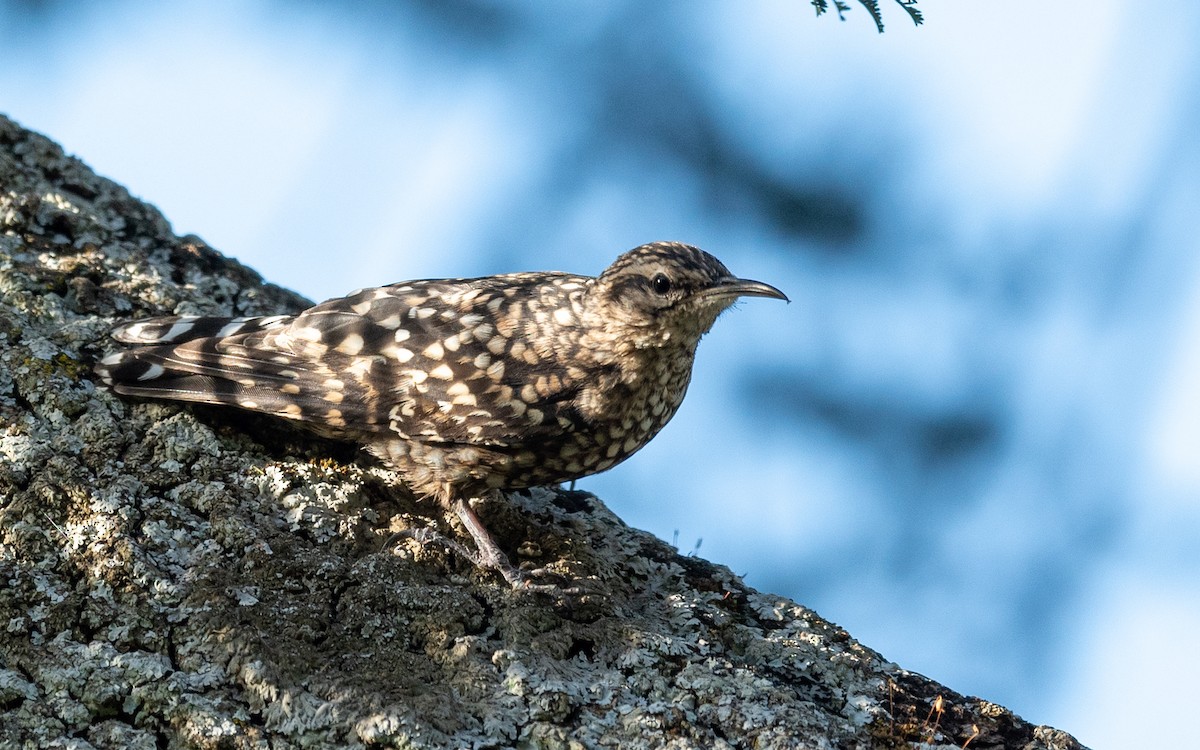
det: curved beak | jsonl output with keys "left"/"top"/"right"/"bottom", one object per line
{"left": 698, "top": 277, "right": 789, "bottom": 303}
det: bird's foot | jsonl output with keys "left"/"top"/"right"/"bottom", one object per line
{"left": 384, "top": 496, "right": 575, "bottom": 595}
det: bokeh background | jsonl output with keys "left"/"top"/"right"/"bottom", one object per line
{"left": 4, "top": 1, "right": 1198, "bottom": 746}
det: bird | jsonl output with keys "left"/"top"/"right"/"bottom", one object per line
{"left": 95, "top": 241, "right": 788, "bottom": 587}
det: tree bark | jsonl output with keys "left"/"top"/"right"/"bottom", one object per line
{"left": 0, "top": 114, "right": 1086, "bottom": 750}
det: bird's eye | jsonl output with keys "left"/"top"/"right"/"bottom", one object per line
{"left": 651, "top": 273, "right": 672, "bottom": 295}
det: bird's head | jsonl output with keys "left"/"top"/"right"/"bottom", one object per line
{"left": 587, "top": 241, "right": 788, "bottom": 350}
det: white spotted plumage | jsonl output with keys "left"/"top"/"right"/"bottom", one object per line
{"left": 96, "top": 242, "right": 787, "bottom": 585}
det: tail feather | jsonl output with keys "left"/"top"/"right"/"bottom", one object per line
{"left": 97, "top": 348, "right": 334, "bottom": 423}
{"left": 95, "top": 316, "right": 385, "bottom": 434}
{"left": 111, "top": 315, "right": 291, "bottom": 345}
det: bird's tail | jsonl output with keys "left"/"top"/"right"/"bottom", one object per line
{"left": 94, "top": 314, "right": 301, "bottom": 410}
{"left": 109, "top": 314, "right": 290, "bottom": 346}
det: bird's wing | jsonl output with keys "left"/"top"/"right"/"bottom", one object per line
{"left": 97, "top": 275, "right": 600, "bottom": 447}
{"left": 285, "top": 275, "right": 600, "bottom": 448}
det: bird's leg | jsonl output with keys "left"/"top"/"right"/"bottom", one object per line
{"left": 389, "top": 489, "right": 563, "bottom": 592}
{"left": 448, "top": 493, "right": 526, "bottom": 586}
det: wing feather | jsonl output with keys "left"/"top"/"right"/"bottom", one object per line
{"left": 96, "top": 273, "right": 598, "bottom": 447}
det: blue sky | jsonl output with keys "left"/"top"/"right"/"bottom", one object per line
{"left": 4, "top": 2, "right": 1199, "bottom": 746}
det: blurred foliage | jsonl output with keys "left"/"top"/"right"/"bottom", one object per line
{"left": 812, "top": 0, "right": 924, "bottom": 33}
